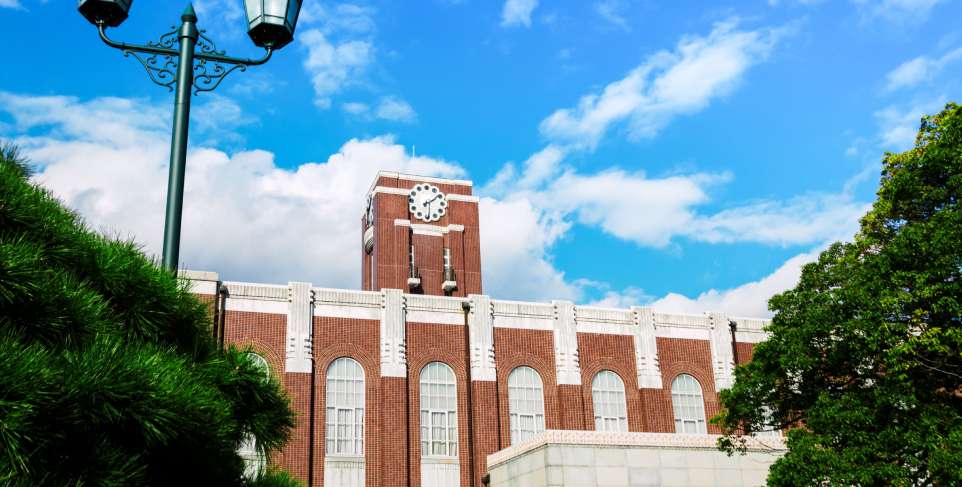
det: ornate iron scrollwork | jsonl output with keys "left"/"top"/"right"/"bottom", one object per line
{"left": 193, "top": 59, "right": 247, "bottom": 94}
{"left": 196, "top": 30, "right": 226, "bottom": 56}
{"left": 123, "top": 50, "right": 178, "bottom": 91}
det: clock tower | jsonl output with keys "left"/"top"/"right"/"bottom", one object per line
{"left": 362, "top": 171, "right": 482, "bottom": 296}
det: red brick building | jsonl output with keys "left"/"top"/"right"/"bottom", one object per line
{"left": 184, "top": 172, "right": 772, "bottom": 487}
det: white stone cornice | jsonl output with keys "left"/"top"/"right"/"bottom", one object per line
{"left": 371, "top": 170, "right": 474, "bottom": 190}
{"left": 370, "top": 186, "right": 410, "bottom": 197}
{"left": 179, "top": 269, "right": 219, "bottom": 294}
{"left": 552, "top": 300, "right": 582, "bottom": 385}
{"left": 445, "top": 194, "right": 479, "bottom": 203}
{"left": 491, "top": 299, "right": 554, "bottom": 330}
{"left": 380, "top": 289, "right": 407, "bottom": 377}
{"left": 286, "top": 282, "right": 314, "bottom": 374}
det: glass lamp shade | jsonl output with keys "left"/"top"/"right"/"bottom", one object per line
{"left": 78, "top": 0, "right": 132, "bottom": 27}
{"left": 245, "top": 0, "right": 302, "bottom": 50}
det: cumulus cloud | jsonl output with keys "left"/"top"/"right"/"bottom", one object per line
{"left": 295, "top": 2, "right": 412, "bottom": 118}
{"left": 0, "top": 92, "right": 458, "bottom": 287}
{"left": 300, "top": 29, "right": 374, "bottom": 109}
{"left": 501, "top": 0, "right": 539, "bottom": 28}
{"left": 885, "top": 48, "right": 962, "bottom": 92}
{"left": 479, "top": 197, "right": 577, "bottom": 301}
{"left": 875, "top": 97, "right": 947, "bottom": 150}
{"left": 649, "top": 250, "right": 820, "bottom": 317}
{"left": 540, "top": 19, "right": 788, "bottom": 149}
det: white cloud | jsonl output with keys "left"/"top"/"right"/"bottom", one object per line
{"left": 595, "top": 0, "right": 631, "bottom": 31}
{"left": 885, "top": 48, "right": 962, "bottom": 91}
{"left": 0, "top": 92, "right": 459, "bottom": 288}
{"left": 300, "top": 29, "right": 374, "bottom": 109}
{"left": 649, "top": 249, "right": 820, "bottom": 317}
{"left": 375, "top": 97, "right": 417, "bottom": 123}
{"left": 501, "top": 0, "right": 539, "bottom": 28}
{"left": 0, "top": 0, "right": 23, "bottom": 9}
{"left": 342, "top": 101, "right": 370, "bottom": 115}
{"left": 479, "top": 197, "right": 577, "bottom": 301}
{"left": 193, "top": 0, "right": 244, "bottom": 25}
{"left": 340, "top": 97, "right": 418, "bottom": 123}
{"left": 540, "top": 19, "right": 787, "bottom": 149}
{"left": 852, "top": 0, "right": 945, "bottom": 25}
{"left": 875, "top": 97, "right": 946, "bottom": 150}
{"left": 299, "top": 1, "right": 376, "bottom": 34}
{"left": 525, "top": 167, "right": 867, "bottom": 249}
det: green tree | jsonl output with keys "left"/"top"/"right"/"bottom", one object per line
{"left": 0, "top": 145, "right": 300, "bottom": 486}
{"left": 715, "top": 104, "right": 962, "bottom": 486}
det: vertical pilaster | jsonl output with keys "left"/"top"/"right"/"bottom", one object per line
{"left": 284, "top": 282, "right": 314, "bottom": 484}
{"left": 467, "top": 295, "right": 496, "bottom": 381}
{"left": 631, "top": 306, "right": 662, "bottom": 389}
{"left": 552, "top": 300, "right": 581, "bottom": 385}
{"left": 379, "top": 288, "right": 409, "bottom": 487}
{"left": 468, "top": 295, "right": 497, "bottom": 486}
{"left": 286, "top": 282, "right": 314, "bottom": 374}
{"left": 709, "top": 312, "right": 735, "bottom": 390}
{"left": 552, "top": 300, "right": 586, "bottom": 430}
{"left": 380, "top": 289, "right": 407, "bottom": 377}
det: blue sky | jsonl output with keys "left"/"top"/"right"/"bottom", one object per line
{"left": 1, "top": 0, "right": 960, "bottom": 316}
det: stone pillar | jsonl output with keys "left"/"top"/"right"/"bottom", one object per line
{"left": 552, "top": 300, "right": 586, "bottom": 430}
{"left": 379, "top": 289, "right": 409, "bottom": 487}
{"left": 709, "top": 312, "right": 735, "bottom": 391}
{"left": 468, "top": 295, "right": 498, "bottom": 486}
{"left": 284, "top": 282, "right": 314, "bottom": 484}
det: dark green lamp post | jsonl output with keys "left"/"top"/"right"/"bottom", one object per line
{"left": 78, "top": 0, "right": 302, "bottom": 271}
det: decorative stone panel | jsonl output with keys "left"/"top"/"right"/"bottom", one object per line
{"left": 380, "top": 288, "right": 407, "bottom": 377}
{"left": 709, "top": 312, "right": 735, "bottom": 390}
{"left": 552, "top": 300, "right": 582, "bottom": 385}
{"left": 468, "top": 294, "right": 496, "bottom": 381}
{"left": 631, "top": 306, "right": 662, "bottom": 389}
{"left": 285, "top": 282, "right": 314, "bottom": 374}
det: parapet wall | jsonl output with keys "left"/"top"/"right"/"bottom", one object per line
{"left": 486, "top": 430, "right": 785, "bottom": 487}
{"left": 182, "top": 270, "right": 770, "bottom": 392}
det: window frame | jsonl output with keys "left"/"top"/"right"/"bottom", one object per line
{"left": 591, "top": 370, "right": 629, "bottom": 432}
{"left": 507, "top": 366, "right": 546, "bottom": 445}
{"left": 419, "top": 362, "right": 459, "bottom": 459}
{"left": 671, "top": 373, "right": 707, "bottom": 434}
{"left": 325, "top": 357, "right": 366, "bottom": 456}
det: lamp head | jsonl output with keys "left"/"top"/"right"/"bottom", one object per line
{"left": 78, "top": 0, "right": 132, "bottom": 28}
{"left": 244, "top": 0, "right": 302, "bottom": 50}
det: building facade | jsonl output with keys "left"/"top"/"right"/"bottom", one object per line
{"left": 183, "top": 171, "right": 778, "bottom": 487}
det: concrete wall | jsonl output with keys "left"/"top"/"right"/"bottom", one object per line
{"left": 487, "top": 431, "right": 784, "bottom": 487}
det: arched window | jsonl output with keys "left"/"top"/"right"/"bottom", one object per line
{"left": 671, "top": 374, "right": 707, "bottom": 434}
{"left": 508, "top": 366, "right": 546, "bottom": 444}
{"left": 419, "top": 362, "right": 458, "bottom": 458}
{"left": 325, "top": 358, "right": 366, "bottom": 455}
{"left": 239, "top": 353, "right": 269, "bottom": 478}
{"left": 591, "top": 370, "right": 628, "bottom": 432}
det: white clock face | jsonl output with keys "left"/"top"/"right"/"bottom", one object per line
{"left": 408, "top": 183, "right": 448, "bottom": 222}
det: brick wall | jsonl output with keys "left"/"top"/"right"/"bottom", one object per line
{"left": 220, "top": 307, "right": 747, "bottom": 487}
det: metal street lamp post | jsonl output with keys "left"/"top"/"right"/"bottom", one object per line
{"left": 78, "top": 0, "right": 302, "bottom": 271}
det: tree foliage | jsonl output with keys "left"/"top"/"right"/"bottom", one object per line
{"left": 0, "top": 145, "right": 300, "bottom": 486}
{"left": 715, "top": 104, "right": 962, "bottom": 486}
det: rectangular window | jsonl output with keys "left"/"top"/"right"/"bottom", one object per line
{"left": 443, "top": 247, "right": 451, "bottom": 269}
